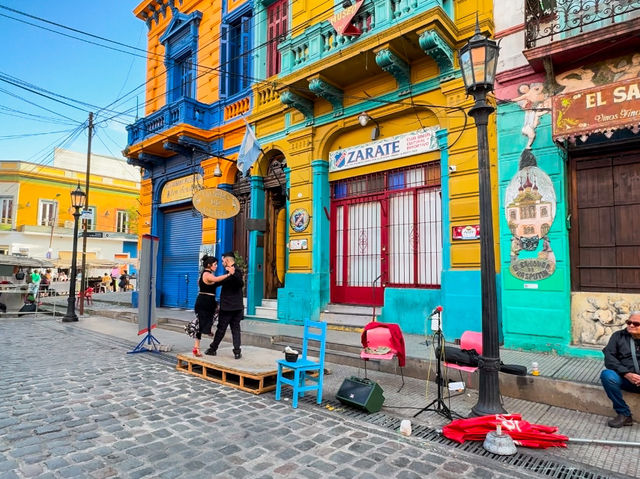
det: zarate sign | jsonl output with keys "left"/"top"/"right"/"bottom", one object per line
{"left": 329, "top": 0, "right": 364, "bottom": 36}
{"left": 553, "top": 78, "right": 640, "bottom": 141}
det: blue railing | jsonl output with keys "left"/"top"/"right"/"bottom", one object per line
{"left": 525, "top": 0, "right": 640, "bottom": 48}
{"left": 278, "top": 0, "right": 447, "bottom": 76}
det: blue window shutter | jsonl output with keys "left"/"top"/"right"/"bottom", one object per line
{"left": 240, "top": 16, "right": 251, "bottom": 91}
{"left": 220, "top": 23, "right": 229, "bottom": 98}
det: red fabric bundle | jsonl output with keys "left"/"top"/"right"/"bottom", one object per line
{"left": 442, "top": 414, "right": 568, "bottom": 449}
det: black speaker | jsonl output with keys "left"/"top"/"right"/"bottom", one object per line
{"left": 336, "top": 377, "right": 385, "bottom": 413}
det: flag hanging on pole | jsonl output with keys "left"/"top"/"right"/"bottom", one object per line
{"left": 237, "top": 122, "right": 262, "bottom": 177}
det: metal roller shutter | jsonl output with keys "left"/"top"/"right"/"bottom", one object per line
{"left": 160, "top": 208, "right": 202, "bottom": 308}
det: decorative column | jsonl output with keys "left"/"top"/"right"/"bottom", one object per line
{"left": 311, "top": 160, "right": 330, "bottom": 307}
{"left": 216, "top": 183, "right": 234, "bottom": 275}
{"left": 246, "top": 175, "right": 265, "bottom": 315}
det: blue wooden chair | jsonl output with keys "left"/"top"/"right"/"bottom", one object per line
{"left": 275, "top": 319, "right": 327, "bottom": 408}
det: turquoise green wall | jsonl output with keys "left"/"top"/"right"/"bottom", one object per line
{"left": 497, "top": 102, "right": 572, "bottom": 353}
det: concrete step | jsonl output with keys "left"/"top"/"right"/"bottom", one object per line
{"left": 323, "top": 303, "right": 380, "bottom": 316}
{"left": 261, "top": 299, "right": 277, "bottom": 309}
{"left": 254, "top": 306, "right": 277, "bottom": 320}
{"left": 319, "top": 311, "right": 374, "bottom": 329}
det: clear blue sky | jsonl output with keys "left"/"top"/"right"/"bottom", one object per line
{"left": 0, "top": 1, "right": 147, "bottom": 163}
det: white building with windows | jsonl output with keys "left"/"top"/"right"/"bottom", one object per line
{"left": 0, "top": 148, "right": 141, "bottom": 275}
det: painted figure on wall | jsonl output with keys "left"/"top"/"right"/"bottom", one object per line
{"left": 505, "top": 150, "right": 557, "bottom": 282}
{"left": 513, "top": 82, "right": 551, "bottom": 149}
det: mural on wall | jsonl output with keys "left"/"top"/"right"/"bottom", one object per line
{"left": 505, "top": 150, "right": 557, "bottom": 281}
{"left": 513, "top": 82, "right": 552, "bottom": 149}
{"left": 572, "top": 293, "right": 640, "bottom": 347}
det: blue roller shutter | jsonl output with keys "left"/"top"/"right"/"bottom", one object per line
{"left": 161, "top": 208, "right": 202, "bottom": 308}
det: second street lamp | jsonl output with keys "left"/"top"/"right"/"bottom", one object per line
{"left": 458, "top": 20, "right": 506, "bottom": 416}
{"left": 62, "top": 184, "right": 86, "bottom": 323}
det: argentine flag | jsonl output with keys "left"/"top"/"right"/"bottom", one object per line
{"left": 237, "top": 123, "right": 262, "bottom": 177}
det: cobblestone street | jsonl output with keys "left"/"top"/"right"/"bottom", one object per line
{"left": 0, "top": 318, "right": 555, "bottom": 479}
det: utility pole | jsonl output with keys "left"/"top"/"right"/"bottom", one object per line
{"left": 79, "top": 112, "right": 93, "bottom": 316}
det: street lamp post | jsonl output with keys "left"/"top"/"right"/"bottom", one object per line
{"left": 458, "top": 20, "right": 506, "bottom": 416}
{"left": 62, "top": 184, "right": 86, "bottom": 323}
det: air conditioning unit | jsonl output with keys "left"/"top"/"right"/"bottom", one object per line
{"left": 64, "top": 220, "right": 74, "bottom": 228}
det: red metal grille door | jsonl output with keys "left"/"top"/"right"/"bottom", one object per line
{"left": 331, "top": 200, "right": 384, "bottom": 305}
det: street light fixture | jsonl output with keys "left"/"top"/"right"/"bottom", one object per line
{"left": 62, "top": 184, "right": 86, "bottom": 323}
{"left": 458, "top": 19, "right": 505, "bottom": 416}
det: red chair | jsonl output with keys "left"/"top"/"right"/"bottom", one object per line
{"left": 76, "top": 287, "right": 94, "bottom": 306}
{"left": 444, "top": 331, "right": 482, "bottom": 384}
{"left": 361, "top": 323, "right": 405, "bottom": 392}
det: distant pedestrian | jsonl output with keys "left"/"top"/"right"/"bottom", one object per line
{"left": 118, "top": 271, "right": 129, "bottom": 292}
{"left": 191, "top": 256, "right": 226, "bottom": 357}
{"left": 600, "top": 311, "right": 640, "bottom": 428}
{"left": 110, "top": 267, "right": 120, "bottom": 292}
{"left": 205, "top": 252, "right": 244, "bottom": 359}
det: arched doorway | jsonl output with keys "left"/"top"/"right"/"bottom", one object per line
{"left": 263, "top": 156, "right": 287, "bottom": 299}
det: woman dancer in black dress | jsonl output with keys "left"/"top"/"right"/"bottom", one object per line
{"left": 192, "top": 255, "right": 226, "bottom": 357}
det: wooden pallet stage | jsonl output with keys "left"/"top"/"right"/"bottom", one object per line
{"left": 176, "top": 346, "right": 291, "bottom": 395}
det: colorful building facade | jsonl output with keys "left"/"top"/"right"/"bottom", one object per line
{"left": 494, "top": 0, "right": 640, "bottom": 355}
{"left": 126, "top": 0, "right": 500, "bottom": 340}
{"left": 0, "top": 148, "right": 140, "bottom": 270}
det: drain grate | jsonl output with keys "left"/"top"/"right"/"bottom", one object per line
{"left": 296, "top": 396, "right": 629, "bottom": 479}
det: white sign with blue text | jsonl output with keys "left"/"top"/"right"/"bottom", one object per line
{"left": 329, "top": 127, "right": 440, "bottom": 172}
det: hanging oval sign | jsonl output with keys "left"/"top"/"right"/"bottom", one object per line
{"left": 192, "top": 188, "right": 240, "bottom": 219}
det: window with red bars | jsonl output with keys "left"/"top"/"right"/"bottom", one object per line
{"left": 267, "top": 0, "right": 288, "bottom": 78}
{"left": 331, "top": 162, "right": 442, "bottom": 288}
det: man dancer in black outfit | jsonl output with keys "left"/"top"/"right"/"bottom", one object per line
{"left": 205, "top": 252, "right": 244, "bottom": 359}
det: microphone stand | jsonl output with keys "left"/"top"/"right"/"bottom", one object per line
{"left": 414, "top": 310, "right": 456, "bottom": 420}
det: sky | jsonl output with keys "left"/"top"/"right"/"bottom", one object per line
{"left": 0, "top": 1, "right": 147, "bottom": 164}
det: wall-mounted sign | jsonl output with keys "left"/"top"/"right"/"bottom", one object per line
{"left": 289, "top": 239, "right": 308, "bottom": 250}
{"left": 452, "top": 225, "right": 480, "bottom": 240}
{"left": 329, "top": 0, "right": 364, "bottom": 36}
{"left": 329, "top": 127, "right": 440, "bottom": 172}
{"left": 553, "top": 77, "right": 640, "bottom": 141}
{"left": 290, "top": 208, "right": 310, "bottom": 233}
{"left": 192, "top": 188, "right": 240, "bottom": 219}
{"left": 160, "top": 174, "right": 203, "bottom": 204}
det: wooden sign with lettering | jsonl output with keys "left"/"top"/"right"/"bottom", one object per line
{"left": 192, "top": 188, "right": 240, "bottom": 219}
{"left": 329, "top": 0, "right": 364, "bottom": 36}
{"left": 553, "top": 78, "right": 640, "bottom": 141}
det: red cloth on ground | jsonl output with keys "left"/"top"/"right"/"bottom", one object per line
{"left": 442, "top": 414, "right": 568, "bottom": 449}
{"left": 361, "top": 322, "right": 406, "bottom": 367}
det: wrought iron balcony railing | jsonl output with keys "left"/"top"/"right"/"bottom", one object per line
{"left": 525, "top": 0, "right": 640, "bottom": 49}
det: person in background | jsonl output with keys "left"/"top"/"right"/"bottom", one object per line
{"left": 601, "top": 311, "right": 640, "bottom": 428}
{"left": 58, "top": 271, "right": 67, "bottom": 282}
{"left": 118, "top": 271, "right": 129, "bottom": 292}
{"left": 205, "top": 252, "right": 244, "bottom": 359}
{"left": 110, "top": 267, "right": 120, "bottom": 292}
{"left": 29, "top": 270, "right": 41, "bottom": 297}
{"left": 101, "top": 272, "right": 111, "bottom": 290}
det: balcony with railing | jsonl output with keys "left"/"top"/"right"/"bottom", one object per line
{"left": 278, "top": 0, "right": 450, "bottom": 77}
{"left": 525, "top": 0, "right": 640, "bottom": 49}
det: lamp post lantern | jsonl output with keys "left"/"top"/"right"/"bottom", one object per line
{"left": 62, "top": 184, "right": 86, "bottom": 323}
{"left": 458, "top": 20, "right": 506, "bottom": 416}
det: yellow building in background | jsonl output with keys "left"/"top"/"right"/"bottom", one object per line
{"left": 0, "top": 148, "right": 140, "bottom": 274}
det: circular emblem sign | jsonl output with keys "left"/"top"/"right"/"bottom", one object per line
{"left": 192, "top": 188, "right": 240, "bottom": 219}
{"left": 290, "top": 208, "right": 310, "bottom": 233}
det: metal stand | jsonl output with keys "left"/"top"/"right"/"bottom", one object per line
{"left": 128, "top": 331, "right": 161, "bottom": 354}
{"left": 414, "top": 312, "right": 458, "bottom": 420}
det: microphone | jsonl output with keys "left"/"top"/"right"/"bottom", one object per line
{"left": 430, "top": 305, "right": 443, "bottom": 316}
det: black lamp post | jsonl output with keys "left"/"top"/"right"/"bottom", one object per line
{"left": 62, "top": 184, "right": 86, "bottom": 323}
{"left": 458, "top": 21, "right": 506, "bottom": 416}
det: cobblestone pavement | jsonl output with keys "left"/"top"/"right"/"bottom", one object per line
{"left": 0, "top": 319, "right": 555, "bottom": 479}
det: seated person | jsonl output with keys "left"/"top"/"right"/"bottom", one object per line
{"left": 601, "top": 311, "right": 640, "bottom": 428}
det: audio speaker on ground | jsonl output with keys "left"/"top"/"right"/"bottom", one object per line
{"left": 336, "top": 376, "right": 385, "bottom": 413}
